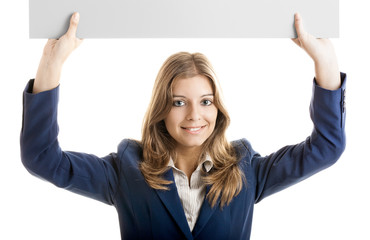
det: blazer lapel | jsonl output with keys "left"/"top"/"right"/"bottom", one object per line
{"left": 155, "top": 169, "right": 193, "bottom": 240}
{"left": 192, "top": 185, "right": 220, "bottom": 238}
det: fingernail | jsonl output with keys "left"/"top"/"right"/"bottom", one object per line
{"left": 74, "top": 12, "right": 80, "bottom": 21}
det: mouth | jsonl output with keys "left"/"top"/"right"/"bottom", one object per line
{"left": 181, "top": 125, "right": 206, "bottom": 134}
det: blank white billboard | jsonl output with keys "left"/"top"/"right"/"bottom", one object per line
{"left": 29, "top": 0, "right": 339, "bottom": 38}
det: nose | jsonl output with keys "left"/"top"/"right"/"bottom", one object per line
{"left": 186, "top": 103, "right": 201, "bottom": 121}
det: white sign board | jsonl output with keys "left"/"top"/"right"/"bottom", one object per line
{"left": 29, "top": 0, "right": 339, "bottom": 38}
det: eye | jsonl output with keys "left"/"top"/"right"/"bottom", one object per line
{"left": 201, "top": 99, "right": 213, "bottom": 106}
{"left": 173, "top": 100, "right": 185, "bottom": 107}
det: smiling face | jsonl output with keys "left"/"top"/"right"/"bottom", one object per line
{"left": 164, "top": 75, "right": 218, "bottom": 152}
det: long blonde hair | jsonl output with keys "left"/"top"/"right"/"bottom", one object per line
{"left": 140, "top": 52, "right": 245, "bottom": 208}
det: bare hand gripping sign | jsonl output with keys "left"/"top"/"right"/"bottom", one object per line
{"left": 30, "top": 0, "right": 339, "bottom": 38}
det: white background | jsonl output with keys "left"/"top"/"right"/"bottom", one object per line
{"left": 1, "top": 1, "right": 369, "bottom": 239}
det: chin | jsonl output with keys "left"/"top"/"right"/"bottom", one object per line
{"left": 177, "top": 138, "right": 208, "bottom": 149}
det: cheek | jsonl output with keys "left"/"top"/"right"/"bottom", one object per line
{"left": 207, "top": 107, "right": 218, "bottom": 126}
{"left": 164, "top": 110, "right": 181, "bottom": 131}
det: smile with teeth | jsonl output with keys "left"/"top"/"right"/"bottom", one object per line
{"left": 181, "top": 126, "right": 206, "bottom": 134}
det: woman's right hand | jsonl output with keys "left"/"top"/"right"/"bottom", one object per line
{"left": 34, "top": 12, "right": 83, "bottom": 94}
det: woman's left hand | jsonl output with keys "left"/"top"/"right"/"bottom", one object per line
{"left": 292, "top": 13, "right": 341, "bottom": 90}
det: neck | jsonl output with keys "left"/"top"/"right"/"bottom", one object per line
{"left": 174, "top": 146, "right": 202, "bottom": 180}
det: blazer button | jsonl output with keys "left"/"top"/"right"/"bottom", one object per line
{"left": 342, "top": 89, "right": 346, "bottom": 113}
{"left": 343, "top": 100, "right": 346, "bottom": 113}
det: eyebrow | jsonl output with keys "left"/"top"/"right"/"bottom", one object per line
{"left": 173, "top": 94, "right": 214, "bottom": 98}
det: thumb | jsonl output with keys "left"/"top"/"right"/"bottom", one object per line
{"left": 294, "top": 13, "right": 305, "bottom": 38}
{"left": 66, "top": 12, "right": 80, "bottom": 37}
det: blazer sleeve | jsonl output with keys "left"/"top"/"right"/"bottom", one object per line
{"left": 254, "top": 73, "right": 347, "bottom": 203}
{"left": 20, "top": 79, "right": 119, "bottom": 205}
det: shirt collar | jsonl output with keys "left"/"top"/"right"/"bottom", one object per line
{"left": 202, "top": 153, "right": 213, "bottom": 173}
{"left": 167, "top": 153, "right": 213, "bottom": 173}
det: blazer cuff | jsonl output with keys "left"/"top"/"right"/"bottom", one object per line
{"left": 311, "top": 72, "right": 347, "bottom": 130}
{"left": 21, "top": 79, "right": 61, "bottom": 164}
{"left": 24, "top": 79, "right": 60, "bottom": 95}
{"left": 313, "top": 72, "right": 347, "bottom": 91}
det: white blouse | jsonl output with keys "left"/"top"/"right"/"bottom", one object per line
{"left": 168, "top": 155, "right": 213, "bottom": 231}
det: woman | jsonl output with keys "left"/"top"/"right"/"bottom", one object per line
{"left": 21, "top": 12, "right": 346, "bottom": 239}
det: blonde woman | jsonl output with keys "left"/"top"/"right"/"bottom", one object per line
{"left": 21, "top": 12, "right": 346, "bottom": 239}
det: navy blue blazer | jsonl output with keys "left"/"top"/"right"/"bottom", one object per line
{"left": 21, "top": 73, "right": 346, "bottom": 240}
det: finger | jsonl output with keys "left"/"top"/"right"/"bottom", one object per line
{"left": 291, "top": 38, "right": 301, "bottom": 47}
{"left": 43, "top": 39, "right": 57, "bottom": 53}
{"left": 294, "top": 13, "right": 306, "bottom": 39}
{"left": 66, "top": 12, "right": 80, "bottom": 37}
{"left": 46, "top": 39, "right": 57, "bottom": 45}
{"left": 75, "top": 38, "right": 84, "bottom": 48}
{"left": 291, "top": 13, "right": 302, "bottom": 48}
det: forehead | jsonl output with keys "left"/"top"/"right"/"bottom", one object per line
{"left": 172, "top": 75, "right": 214, "bottom": 96}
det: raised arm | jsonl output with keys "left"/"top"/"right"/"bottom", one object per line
{"left": 21, "top": 13, "right": 119, "bottom": 205}
{"left": 33, "top": 12, "right": 83, "bottom": 93}
{"left": 253, "top": 14, "right": 346, "bottom": 202}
